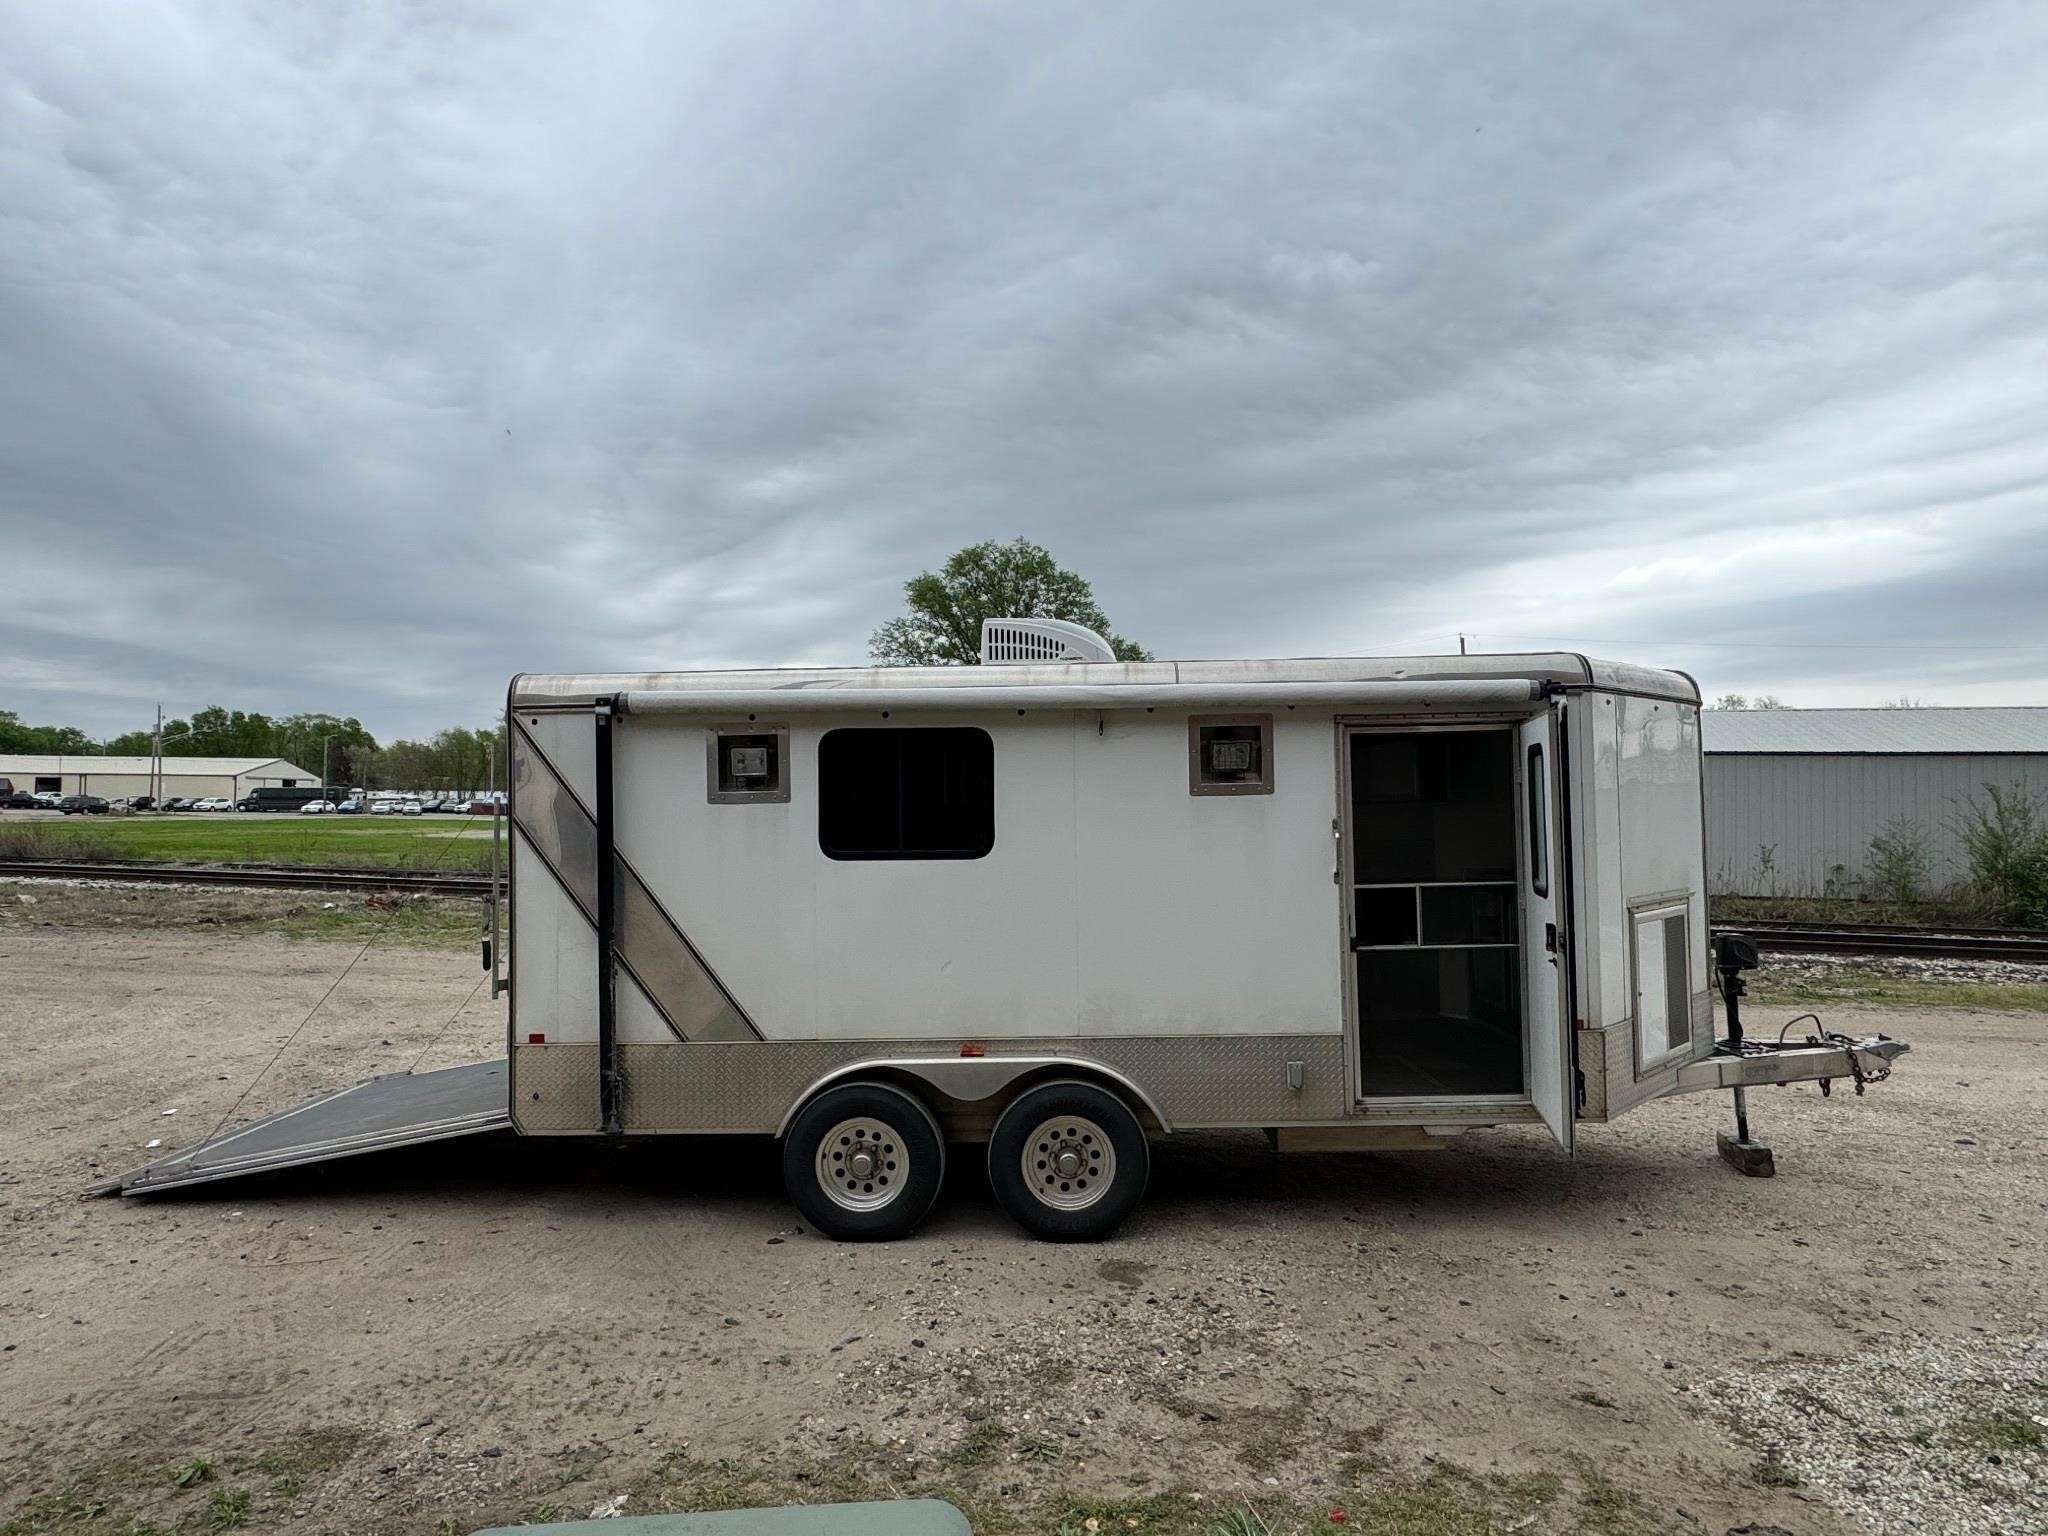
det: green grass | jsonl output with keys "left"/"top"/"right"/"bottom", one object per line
{"left": 944, "top": 1421, "right": 1012, "bottom": 1472}
{"left": 1947, "top": 1409, "right": 2046, "bottom": 1454}
{"left": 0, "top": 883, "right": 482, "bottom": 950}
{"left": 1751, "top": 1454, "right": 1803, "bottom": 1489}
{"left": 0, "top": 816, "right": 492, "bottom": 871}
{"left": 242, "top": 1428, "right": 367, "bottom": 1501}
{"left": 0, "top": 1432, "right": 368, "bottom": 1536}
{"left": 1712, "top": 892, "right": 2034, "bottom": 930}
{"left": 1750, "top": 965, "right": 2048, "bottom": 1013}
{"left": 204, "top": 1486, "right": 252, "bottom": 1529}
{"left": 0, "top": 1430, "right": 1641, "bottom": 1536}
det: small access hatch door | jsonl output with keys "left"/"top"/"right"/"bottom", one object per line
{"left": 1518, "top": 711, "right": 1572, "bottom": 1151}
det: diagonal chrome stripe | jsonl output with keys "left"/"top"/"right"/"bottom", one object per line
{"left": 512, "top": 723, "right": 760, "bottom": 1042}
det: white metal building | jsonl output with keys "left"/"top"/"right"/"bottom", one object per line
{"left": 0, "top": 755, "right": 319, "bottom": 802}
{"left": 1702, "top": 708, "right": 2048, "bottom": 896}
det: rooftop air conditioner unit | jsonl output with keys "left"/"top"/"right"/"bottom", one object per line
{"left": 979, "top": 617, "right": 1118, "bottom": 665}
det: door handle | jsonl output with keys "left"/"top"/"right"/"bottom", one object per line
{"left": 1544, "top": 921, "right": 1559, "bottom": 962}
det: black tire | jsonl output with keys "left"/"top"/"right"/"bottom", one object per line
{"left": 782, "top": 1081, "right": 945, "bottom": 1241}
{"left": 988, "top": 1079, "right": 1150, "bottom": 1242}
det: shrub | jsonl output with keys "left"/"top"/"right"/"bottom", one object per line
{"left": 1955, "top": 785, "right": 2048, "bottom": 928}
{"left": 1865, "top": 817, "right": 1930, "bottom": 905}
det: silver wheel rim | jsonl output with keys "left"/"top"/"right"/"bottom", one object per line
{"left": 815, "top": 1117, "right": 906, "bottom": 1212}
{"left": 1021, "top": 1114, "right": 1115, "bottom": 1210}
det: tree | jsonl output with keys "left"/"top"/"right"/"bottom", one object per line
{"left": 869, "top": 538, "right": 1150, "bottom": 666}
{"left": 0, "top": 710, "right": 95, "bottom": 753}
{"left": 1881, "top": 696, "right": 1930, "bottom": 709}
{"left": 369, "top": 724, "right": 505, "bottom": 792}
{"left": 271, "top": 714, "right": 378, "bottom": 783}
{"left": 1711, "top": 694, "right": 1789, "bottom": 710}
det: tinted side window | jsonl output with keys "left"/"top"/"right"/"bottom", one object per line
{"left": 818, "top": 728, "right": 994, "bottom": 860}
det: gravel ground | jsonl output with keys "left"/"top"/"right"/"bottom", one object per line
{"left": 1757, "top": 952, "right": 2048, "bottom": 989}
{"left": 1704, "top": 1336, "right": 2047, "bottom": 1536}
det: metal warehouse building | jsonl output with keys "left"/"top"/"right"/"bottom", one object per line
{"left": 1703, "top": 708, "right": 2048, "bottom": 896}
{"left": 0, "top": 755, "right": 319, "bottom": 803}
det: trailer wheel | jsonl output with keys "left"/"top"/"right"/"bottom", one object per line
{"left": 782, "top": 1082, "right": 945, "bottom": 1241}
{"left": 988, "top": 1080, "right": 1149, "bottom": 1242}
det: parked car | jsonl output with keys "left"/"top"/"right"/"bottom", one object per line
{"left": 398, "top": 799, "right": 424, "bottom": 816}
{"left": 190, "top": 797, "right": 231, "bottom": 813}
{"left": 335, "top": 799, "right": 364, "bottom": 815}
{"left": 0, "top": 793, "right": 42, "bottom": 809}
{"left": 127, "top": 796, "right": 156, "bottom": 811}
{"left": 161, "top": 797, "right": 191, "bottom": 812}
{"left": 59, "top": 795, "right": 111, "bottom": 815}
{"left": 298, "top": 798, "right": 330, "bottom": 814}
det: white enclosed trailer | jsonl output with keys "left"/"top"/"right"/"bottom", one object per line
{"left": 112, "top": 629, "right": 1904, "bottom": 1239}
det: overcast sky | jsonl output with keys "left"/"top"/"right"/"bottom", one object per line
{"left": 4, "top": 1, "right": 2045, "bottom": 741}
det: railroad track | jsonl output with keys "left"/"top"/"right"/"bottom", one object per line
{"left": 0, "top": 858, "right": 490, "bottom": 898}
{"left": 4, "top": 858, "right": 2043, "bottom": 961}
{"left": 1722, "top": 919, "right": 2048, "bottom": 963}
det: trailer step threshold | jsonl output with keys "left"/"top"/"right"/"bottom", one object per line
{"left": 97, "top": 1059, "right": 511, "bottom": 1197}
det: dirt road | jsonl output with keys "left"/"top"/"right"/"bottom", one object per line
{"left": 1, "top": 914, "right": 2041, "bottom": 1535}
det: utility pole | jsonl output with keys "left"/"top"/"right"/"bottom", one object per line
{"left": 152, "top": 704, "right": 162, "bottom": 811}
{"left": 1459, "top": 633, "right": 1468, "bottom": 655}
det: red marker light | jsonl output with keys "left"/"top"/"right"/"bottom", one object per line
{"left": 959, "top": 1042, "right": 986, "bottom": 1058}
{"left": 527, "top": 1033, "right": 546, "bottom": 1044}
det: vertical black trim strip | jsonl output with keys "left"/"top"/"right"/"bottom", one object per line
{"left": 595, "top": 699, "right": 623, "bottom": 1134}
{"left": 1556, "top": 701, "right": 1583, "bottom": 1114}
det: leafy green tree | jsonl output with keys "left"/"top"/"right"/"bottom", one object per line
{"left": 179, "top": 707, "right": 280, "bottom": 756}
{"left": 271, "top": 714, "right": 377, "bottom": 782}
{"left": 0, "top": 710, "right": 94, "bottom": 753}
{"left": 371, "top": 724, "right": 505, "bottom": 793}
{"left": 869, "top": 538, "right": 1150, "bottom": 666}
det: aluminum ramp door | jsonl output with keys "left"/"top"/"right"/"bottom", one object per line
{"left": 108, "top": 1059, "right": 510, "bottom": 1196}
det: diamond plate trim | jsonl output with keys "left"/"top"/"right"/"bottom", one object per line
{"left": 511, "top": 1034, "right": 1347, "bottom": 1136}
{"left": 512, "top": 1044, "right": 606, "bottom": 1134}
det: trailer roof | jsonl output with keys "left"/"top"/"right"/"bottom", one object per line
{"left": 512, "top": 653, "right": 1698, "bottom": 709}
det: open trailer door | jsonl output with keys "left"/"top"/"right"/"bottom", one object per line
{"left": 1518, "top": 710, "right": 1573, "bottom": 1152}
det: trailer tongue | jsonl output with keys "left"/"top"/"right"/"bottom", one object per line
{"left": 96, "top": 1059, "right": 510, "bottom": 1197}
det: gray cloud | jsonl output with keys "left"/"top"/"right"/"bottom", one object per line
{"left": 3, "top": 0, "right": 2045, "bottom": 740}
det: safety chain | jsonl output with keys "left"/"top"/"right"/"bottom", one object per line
{"left": 1813, "top": 1030, "right": 1888, "bottom": 1098}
